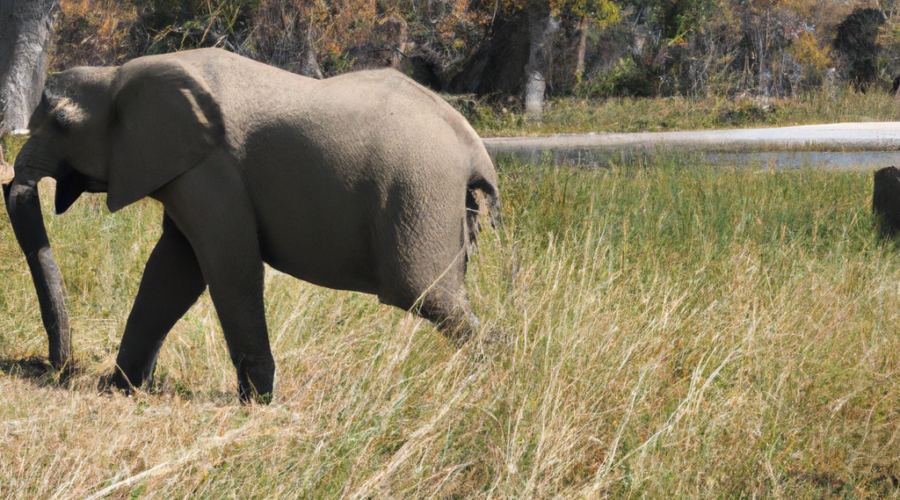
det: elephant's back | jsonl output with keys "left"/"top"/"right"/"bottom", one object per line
{"left": 163, "top": 50, "right": 485, "bottom": 175}
{"left": 309, "top": 69, "right": 484, "bottom": 165}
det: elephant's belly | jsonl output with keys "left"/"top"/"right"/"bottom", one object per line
{"left": 262, "top": 251, "right": 380, "bottom": 295}
{"left": 241, "top": 129, "right": 386, "bottom": 295}
{"left": 254, "top": 206, "right": 380, "bottom": 296}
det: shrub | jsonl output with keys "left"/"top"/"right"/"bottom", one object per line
{"left": 582, "top": 57, "right": 660, "bottom": 97}
{"left": 833, "top": 7, "right": 886, "bottom": 92}
{"left": 51, "top": 0, "right": 139, "bottom": 70}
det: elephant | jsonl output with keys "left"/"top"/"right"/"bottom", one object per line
{"left": 3, "top": 48, "right": 500, "bottom": 403}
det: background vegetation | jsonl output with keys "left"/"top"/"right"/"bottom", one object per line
{"left": 44, "top": 0, "right": 900, "bottom": 136}
{"left": 48, "top": 0, "right": 900, "bottom": 103}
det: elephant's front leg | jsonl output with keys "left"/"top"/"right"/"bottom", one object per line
{"left": 153, "top": 155, "right": 275, "bottom": 403}
{"left": 106, "top": 213, "right": 207, "bottom": 392}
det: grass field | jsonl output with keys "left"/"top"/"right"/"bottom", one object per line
{"left": 463, "top": 88, "right": 900, "bottom": 137}
{"left": 2, "top": 153, "right": 900, "bottom": 498}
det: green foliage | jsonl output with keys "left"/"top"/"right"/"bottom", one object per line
{"left": 580, "top": 57, "right": 660, "bottom": 98}
{"left": 648, "top": 0, "right": 721, "bottom": 43}
{"left": 877, "top": 14, "right": 900, "bottom": 84}
{"left": 138, "top": 0, "right": 260, "bottom": 54}
{"left": 0, "top": 134, "right": 28, "bottom": 165}
{"left": 563, "top": 0, "right": 620, "bottom": 24}
{"left": 788, "top": 31, "right": 833, "bottom": 88}
{"left": 446, "top": 95, "right": 528, "bottom": 133}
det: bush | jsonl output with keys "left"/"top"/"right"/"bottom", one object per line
{"left": 833, "top": 7, "right": 886, "bottom": 91}
{"left": 581, "top": 57, "right": 660, "bottom": 97}
{"left": 51, "top": 0, "right": 139, "bottom": 70}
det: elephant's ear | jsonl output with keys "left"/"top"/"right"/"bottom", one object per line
{"left": 107, "top": 58, "right": 225, "bottom": 212}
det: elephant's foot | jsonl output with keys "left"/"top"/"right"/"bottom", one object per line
{"left": 98, "top": 364, "right": 154, "bottom": 396}
{"left": 236, "top": 354, "right": 275, "bottom": 404}
{"left": 98, "top": 370, "right": 126, "bottom": 395}
{"left": 436, "top": 311, "right": 480, "bottom": 348}
{"left": 390, "top": 286, "right": 480, "bottom": 348}
{"left": 98, "top": 369, "right": 131, "bottom": 396}
{"left": 54, "top": 358, "right": 79, "bottom": 385}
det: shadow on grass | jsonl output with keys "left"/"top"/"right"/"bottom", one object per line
{"left": 787, "top": 468, "right": 900, "bottom": 495}
{"left": 0, "top": 356, "right": 239, "bottom": 404}
{"left": 0, "top": 355, "right": 78, "bottom": 386}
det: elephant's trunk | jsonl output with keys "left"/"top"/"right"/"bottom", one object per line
{"left": 4, "top": 166, "right": 71, "bottom": 368}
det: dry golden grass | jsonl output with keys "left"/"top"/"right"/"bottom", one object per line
{"left": 52, "top": 0, "right": 139, "bottom": 70}
{"left": 2, "top": 157, "right": 900, "bottom": 497}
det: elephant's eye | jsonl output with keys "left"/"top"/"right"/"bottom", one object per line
{"left": 51, "top": 100, "right": 86, "bottom": 131}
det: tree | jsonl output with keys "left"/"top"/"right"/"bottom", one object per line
{"left": 573, "top": 0, "right": 621, "bottom": 80}
{"left": 522, "top": 0, "right": 619, "bottom": 118}
{"left": 446, "top": 0, "right": 618, "bottom": 119}
{"left": 523, "top": 1, "right": 560, "bottom": 119}
{"left": 834, "top": 8, "right": 886, "bottom": 92}
{"left": 0, "top": 0, "right": 59, "bottom": 136}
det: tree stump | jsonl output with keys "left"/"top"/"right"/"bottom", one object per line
{"left": 873, "top": 166, "right": 900, "bottom": 237}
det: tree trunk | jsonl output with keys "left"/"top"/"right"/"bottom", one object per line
{"left": 299, "top": 28, "right": 323, "bottom": 79}
{"left": 757, "top": 11, "right": 769, "bottom": 96}
{"left": 524, "top": 5, "right": 559, "bottom": 120}
{"left": 575, "top": 16, "right": 587, "bottom": 81}
{"left": 0, "top": 0, "right": 58, "bottom": 135}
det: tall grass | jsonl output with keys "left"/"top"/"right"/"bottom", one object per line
{"left": 2, "top": 156, "right": 900, "bottom": 497}
{"left": 466, "top": 88, "right": 900, "bottom": 137}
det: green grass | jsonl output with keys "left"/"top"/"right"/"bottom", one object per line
{"left": 461, "top": 87, "right": 900, "bottom": 137}
{"left": 0, "top": 134, "right": 27, "bottom": 163}
{"left": 3, "top": 154, "right": 900, "bottom": 497}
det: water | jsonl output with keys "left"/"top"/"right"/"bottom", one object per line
{"left": 708, "top": 151, "right": 900, "bottom": 171}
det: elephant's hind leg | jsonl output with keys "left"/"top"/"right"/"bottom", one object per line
{"left": 379, "top": 263, "right": 480, "bottom": 346}
{"left": 416, "top": 287, "right": 480, "bottom": 346}
{"left": 105, "top": 213, "right": 206, "bottom": 393}
{"left": 375, "top": 198, "right": 480, "bottom": 345}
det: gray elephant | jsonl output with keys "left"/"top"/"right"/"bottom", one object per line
{"left": 3, "top": 48, "right": 500, "bottom": 403}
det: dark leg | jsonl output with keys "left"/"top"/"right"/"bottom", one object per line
{"left": 417, "top": 288, "right": 480, "bottom": 347}
{"left": 207, "top": 272, "right": 274, "bottom": 403}
{"left": 104, "top": 213, "right": 206, "bottom": 392}
{"left": 153, "top": 156, "right": 275, "bottom": 404}
{"left": 381, "top": 284, "right": 479, "bottom": 347}
{"left": 177, "top": 209, "right": 273, "bottom": 403}
{"left": 182, "top": 235, "right": 273, "bottom": 404}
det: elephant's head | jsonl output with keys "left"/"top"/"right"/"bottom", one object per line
{"left": 3, "top": 55, "right": 226, "bottom": 368}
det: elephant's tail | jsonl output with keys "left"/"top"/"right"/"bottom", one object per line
{"left": 465, "top": 173, "right": 501, "bottom": 248}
